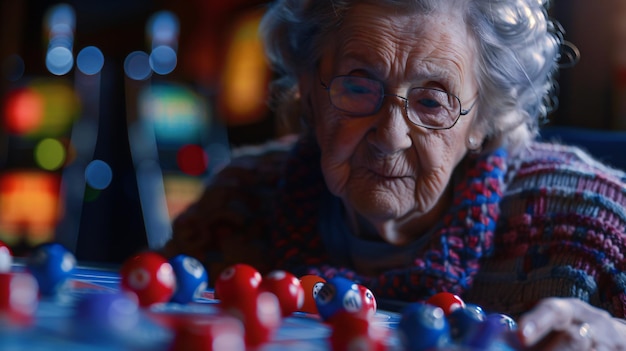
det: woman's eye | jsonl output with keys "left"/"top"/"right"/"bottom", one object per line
{"left": 418, "top": 98, "right": 442, "bottom": 109}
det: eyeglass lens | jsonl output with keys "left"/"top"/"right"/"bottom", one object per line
{"left": 327, "top": 76, "right": 461, "bottom": 128}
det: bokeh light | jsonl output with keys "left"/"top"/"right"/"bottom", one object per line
{"left": 0, "top": 172, "right": 61, "bottom": 246}
{"left": 124, "top": 51, "right": 151, "bottom": 80}
{"left": 148, "top": 11, "right": 179, "bottom": 48}
{"left": 77, "top": 46, "right": 104, "bottom": 75}
{"left": 219, "top": 10, "right": 270, "bottom": 125}
{"left": 85, "top": 160, "right": 113, "bottom": 190}
{"left": 149, "top": 45, "right": 177, "bottom": 75}
{"left": 46, "top": 4, "right": 75, "bottom": 35}
{"left": 176, "top": 144, "right": 208, "bottom": 176}
{"left": 46, "top": 46, "right": 74, "bottom": 76}
{"left": 138, "top": 83, "right": 209, "bottom": 146}
{"left": 3, "top": 80, "right": 80, "bottom": 138}
{"left": 3, "top": 87, "right": 45, "bottom": 135}
{"left": 44, "top": 4, "right": 75, "bottom": 76}
{"left": 34, "top": 138, "right": 66, "bottom": 171}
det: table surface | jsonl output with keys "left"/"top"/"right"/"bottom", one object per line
{"left": 3, "top": 263, "right": 403, "bottom": 351}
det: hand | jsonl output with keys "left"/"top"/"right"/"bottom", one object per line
{"left": 518, "top": 297, "right": 626, "bottom": 351}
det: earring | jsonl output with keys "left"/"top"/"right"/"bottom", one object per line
{"left": 468, "top": 136, "right": 481, "bottom": 152}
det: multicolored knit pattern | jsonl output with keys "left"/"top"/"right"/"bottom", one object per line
{"left": 170, "top": 132, "right": 626, "bottom": 318}
{"left": 464, "top": 142, "right": 626, "bottom": 317}
{"left": 271, "top": 138, "right": 626, "bottom": 317}
{"left": 271, "top": 136, "right": 507, "bottom": 301}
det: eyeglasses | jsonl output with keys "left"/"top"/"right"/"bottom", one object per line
{"left": 320, "top": 75, "right": 476, "bottom": 130}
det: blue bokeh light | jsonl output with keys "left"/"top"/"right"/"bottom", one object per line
{"left": 77, "top": 46, "right": 104, "bottom": 75}
{"left": 46, "top": 46, "right": 74, "bottom": 76}
{"left": 149, "top": 45, "right": 177, "bottom": 75}
{"left": 124, "top": 51, "right": 151, "bottom": 81}
{"left": 85, "top": 160, "right": 113, "bottom": 190}
{"left": 148, "top": 11, "right": 179, "bottom": 48}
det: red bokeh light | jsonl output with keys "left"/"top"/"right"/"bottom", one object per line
{"left": 3, "top": 88, "right": 45, "bottom": 135}
{"left": 176, "top": 144, "right": 208, "bottom": 176}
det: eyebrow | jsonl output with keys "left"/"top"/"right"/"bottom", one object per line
{"left": 336, "top": 53, "right": 460, "bottom": 92}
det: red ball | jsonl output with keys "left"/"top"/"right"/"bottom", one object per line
{"left": 259, "top": 270, "right": 304, "bottom": 317}
{"left": 169, "top": 315, "right": 245, "bottom": 351}
{"left": 0, "top": 241, "right": 13, "bottom": 273}
{"left": 298, "top": 275, "right": 326, "bottom": 314}
{"left": 120, "top": 252, "right": 176, "bottom": 307}
{"left": 240, "top": 291, "right": 282, "bottom": 348}
{"left": 214, "top": 263, "right": 262, "bottom": 310}
{"left": 0, "top": 272, "right": 39, "bottom": 326}
{"left": 426, "top": 292, "right": 466, "bottom": 315}
{"left": 358, "top": 284, "right": 377, "bottom": 320}
{"left": 329, "top": 311, "right": 389, "bottom": 351}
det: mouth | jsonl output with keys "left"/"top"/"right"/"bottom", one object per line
{"left": 367, "top": 167, "right": 412, "bottom": 181}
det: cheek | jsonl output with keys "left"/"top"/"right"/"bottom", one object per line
{"left": 411, "top": 130, "right": 468, "bottom": 176}
{"left": 315, "top": 115, "right": 371, "bottom": 195}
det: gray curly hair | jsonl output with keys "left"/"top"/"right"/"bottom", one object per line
{"left": 259, "top": 0, "right": 568, "bottom": 152}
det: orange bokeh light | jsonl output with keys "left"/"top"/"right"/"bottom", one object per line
{"left": 0, "top": 171, "right": 61, "bottom": 245}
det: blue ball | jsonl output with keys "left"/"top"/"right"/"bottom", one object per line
{"left": 168, "top": 254, "right": 208, "bottom": 304}
{"left": 27, "top": 242, "right": 76, "bottom": 296}
{"left": 398, "top": 302, "right": 451, "bottom": 351}
{"left": 461, "top": 314, "right": 514, "bottom": 349}
{"left": 73, "top": 291, "right": 140, "bottom": 341}
{"left": 487, "top": 313, "right": 517, "bottom": 331}
{"left": 447, "top": 303, "right": 487, "bottom": 340}
{"left": 314, "top": 276, "right": 362, "bottom": 321}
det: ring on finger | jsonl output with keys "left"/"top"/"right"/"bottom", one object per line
{"left": 578, "top": 322, "right": 592, "bottom": 339}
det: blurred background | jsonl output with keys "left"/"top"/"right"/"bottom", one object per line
{"left": 0, "top": 0, "right": 624, "bottom": 263}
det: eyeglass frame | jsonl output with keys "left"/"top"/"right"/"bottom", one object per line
{"left": 320, "top": 75, "right": 477, "bottom": 130}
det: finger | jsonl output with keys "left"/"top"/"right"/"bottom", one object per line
{"left": 518, "top": 297, "right": 575, "bottom": 346}
{"left": 536, "top": 323, "right": 593, "bottom": 351}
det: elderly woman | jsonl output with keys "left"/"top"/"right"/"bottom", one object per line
{"left": 164, "top": 0, "right": 626, "bottom": 349}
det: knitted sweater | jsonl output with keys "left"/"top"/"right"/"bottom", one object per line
{"left": 189, "top": 136, "right": 626, "bottom": 318}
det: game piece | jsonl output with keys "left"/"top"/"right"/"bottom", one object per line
{"left": 0, "top": 240, "right": 13, "bottom": 273}
{"left": 397, "top": 302, "right": 451, "bottom": 351}
{"left": 487, "top": 313, "right": 517, "bottom": 331}
{"left": 447, "top": 303, "right": 487, "bottom": 341}
{"left": 329, "top": 311, "right": 388, "bottom": 351}
{"left": 0, "top": 272, "right": 39, "bottom": 326}
{"left": 169, "top": 315, "right": 246, "bottom": 351}
{"left": 259, "top": 270, "right": 304, "bottom": 317}
{"left": 426, "top": 291, "right": 466, "bottom": 315}
{"left": 168, "top": 254, "right": 208, "bottom": 304}
{"left": 461, "top": 312, "right": 512, "bottom": 350}
{"left": 26, "top": 242, "right": 76, "bottom": 296}
{"left": 298, "top": 274, "right": 326, "bottom": 314}
{"left": 72, "top": 291, "right": 140, "bottom": 342}
{"left": 358, "top": 284, "right": 377, "bottom": 320}
{"left": 214, "top": 263, "right": 262, "bottom": 310}
{"left": 315, "top": 276, "right": 364, "bottom": 322}
{"left": 240, "top": 290, "right": 282, "bottom": 348}
{"left": 120, "top": 251, "right": 176, "bottom": 307}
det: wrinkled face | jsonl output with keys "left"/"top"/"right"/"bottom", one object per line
{"left": 301, "top": 3, "right": 481, "bottom": 245}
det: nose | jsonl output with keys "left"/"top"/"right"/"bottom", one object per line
{"left": 366, "top": 96, "right": 413, "bottom": 154}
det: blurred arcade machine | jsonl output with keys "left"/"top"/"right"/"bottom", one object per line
{"left": 0, "top": 1, "right": 274, "bottom": 261}
{"left": 0, "top": 4, "right": 96, "bottom": 255}
{"left": 124, "top": 5, "right": 273, "bottom": 250}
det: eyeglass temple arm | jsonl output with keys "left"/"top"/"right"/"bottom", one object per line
{"left": 460, "top": 98, "right": 478, "bottom": 116}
